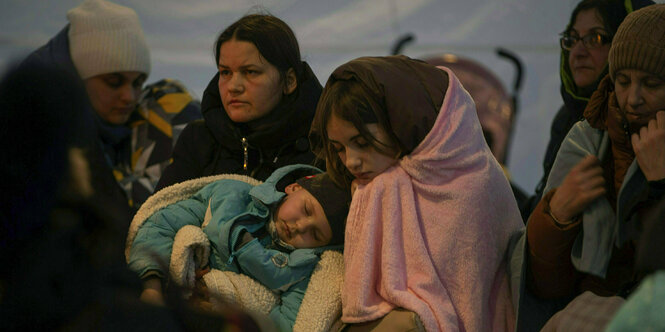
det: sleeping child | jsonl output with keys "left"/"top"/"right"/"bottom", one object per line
{"left": 127, "top": 164, "right": 351, "bottom": 331}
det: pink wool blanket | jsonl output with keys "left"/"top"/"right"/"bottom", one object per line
{"left": 342, "top": 67, "right": 524, "bottom": 332}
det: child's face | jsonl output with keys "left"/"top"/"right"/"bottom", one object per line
{"left": 274, "top": 183, "right": 332, "bottom": 249}
{"left": 326, "top": 113, "right": 398, "bottom": 185}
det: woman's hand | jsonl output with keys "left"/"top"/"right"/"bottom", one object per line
{"left": 632, "top": 111, "right": 665, "bottom": 181}
{"left": 549, "top": 155, "right": 606, "bottom": 224}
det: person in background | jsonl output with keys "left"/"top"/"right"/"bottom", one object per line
{"left": 526, "top": 4, "right": 665, "bottom": 331}
{"left": 523, "top": 0, "right": 653, "bottom": 219}
{"left": 155, "top": 14, "right": 322, "bottom": 191}
{"left": 22, "top": 0, "right": 201, "bottom": 226}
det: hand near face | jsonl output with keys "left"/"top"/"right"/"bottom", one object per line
{"left": 632, "top": 111, "right": 665, "bottom": 181}
{"left": 549, "top": 155, "right": 606, "bottom": 223}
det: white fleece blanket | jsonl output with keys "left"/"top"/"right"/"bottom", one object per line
{"left": 125, "top": 174, "right": 343, "bottom": 332}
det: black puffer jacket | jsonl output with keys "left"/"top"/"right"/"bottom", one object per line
{"left": 156, "top": 63, "right": 322, "bottom": 190}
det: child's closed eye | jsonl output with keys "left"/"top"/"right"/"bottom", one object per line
{"left": 331, "top": 143, "right": 344, "bottom": 153}
{"left": 354, "top": 139, "right": 370, "bottom": 149}
{"left": 303, "top": 201, "right": 311, "bottom": 216}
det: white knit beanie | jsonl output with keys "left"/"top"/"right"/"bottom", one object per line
{"left": 67, "top": 0, "right": 151, "bottom": 79}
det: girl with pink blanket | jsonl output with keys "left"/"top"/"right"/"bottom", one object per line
{"left": 310, "top": 56, "right": 524, "bottom": 331}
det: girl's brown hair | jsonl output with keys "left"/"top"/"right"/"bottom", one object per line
{"left": 312, "top": 79, "right": 403, "bottom": 189}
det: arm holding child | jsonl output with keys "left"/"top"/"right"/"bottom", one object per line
{"left": 128, "top": 180, "right": 252, "bottom": 302}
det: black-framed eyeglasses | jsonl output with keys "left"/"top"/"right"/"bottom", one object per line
{"left": 560, "top": 32, "right": 611, "bottom": 51}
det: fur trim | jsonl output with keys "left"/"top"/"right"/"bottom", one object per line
{"left": 203, "top": 269, "right": 279, "bottom": 315}
{"left": 125, "top": 173, "right": 261, "bottom": 261}
{"left": 125, "top": 173, "right": 344, "bottom": 331}
{"left": 170, "top": 225, "right": 210, "bottom": 292}
{"left": 294, "top": 250, "right": 344, "bottom": 332}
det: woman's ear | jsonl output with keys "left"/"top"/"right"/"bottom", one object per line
{"left": 284, "top": 182, "right": 303, "bottom": 194}
{"left": 283, "top": 68, "right": 297, "bottom": 95}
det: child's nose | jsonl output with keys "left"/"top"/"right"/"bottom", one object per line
{"left": 345, "top": 150, "right": 362, "bottom": 171}
{"left": 293, "top": 218, "right": 311, "bottom": 233}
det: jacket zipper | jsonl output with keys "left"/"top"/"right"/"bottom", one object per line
{"left": 242, "top": 137, "right": 248, "bottom": 171}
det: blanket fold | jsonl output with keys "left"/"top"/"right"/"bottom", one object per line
{"left": 341, "top": 65, "right": 524, "bottom": 332}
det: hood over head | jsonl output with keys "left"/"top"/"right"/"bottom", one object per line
{"left": 312, "top": 55, "right": 448, "bottom": 156}
{"left": 249, "top": 164, "right": 322, "bottom": 207}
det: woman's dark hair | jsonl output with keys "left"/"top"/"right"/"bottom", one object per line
{"left": 565, "top": 0, "right": 630, "bottom": 39}
{"left": 312, "top": 79, "right": 403, "bottom": 188}
{"left": 561, "top": 0, "right": 642, "bottom": 95}
{"left": 214, "top": 14, "right": 303, "bottom": 102}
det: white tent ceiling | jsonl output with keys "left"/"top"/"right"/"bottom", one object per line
{"left": 2, "top": 0, "right": 663, "bottom": 192}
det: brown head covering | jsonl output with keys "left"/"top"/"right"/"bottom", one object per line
{"left": 312, "top": 55, "right": 448, "bottom": 154}
{"left": 609, "top": 4, "right": 665, "bottom": 81}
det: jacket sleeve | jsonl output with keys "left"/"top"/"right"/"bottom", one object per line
{"left": 233, "top": 238, "right": 318, "bottom": 291}
{"left": 526, "top": 188, "right": 583, "bottom": 299}
{"left": 128, "top": 192, "right": 208, "bottom": 278}
{"left": 269, "top": 277, "right": 309, "bottom": 332}
{"left": 523, "top": 106, "right": 582, "bottom": 220}
{"left": 155, "top": 121, "right": 211, "bottom": 191}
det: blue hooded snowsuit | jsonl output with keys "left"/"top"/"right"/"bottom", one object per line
{"left": 128, "top": 164, "right": 338, "bottom": 331}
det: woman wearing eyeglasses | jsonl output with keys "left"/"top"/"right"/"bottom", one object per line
{"left": 516, "top": 0, "right": 653, "bottom": 330}
{"left": 523, "top": 0, "right": 653, "bottom": 218}
{"left": 522, "top": 3, "right": 665, "bottom": 332}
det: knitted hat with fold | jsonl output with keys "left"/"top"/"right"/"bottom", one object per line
{"left": 67, "top": 0, "right": 151, "bottom": 79}
{"left": 297, "top": 173, "right": 351, "bottom": 246}
{"left": 609, "top": 4, "right": 665, "bottom": 80}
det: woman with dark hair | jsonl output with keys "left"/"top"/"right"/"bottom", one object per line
{"left": 155, "top": 14, "right": 322, "bottom": 189}
{"left": 524, "top": 0, "right": 653, "bottom": 218}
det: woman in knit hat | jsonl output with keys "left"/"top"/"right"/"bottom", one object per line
{"left": 21, "top": 0, "right": 153, "bottom": 230}
{"left": 522, "top": 0, "right": 654, "bottom": 220}
{"left": 523, "top": 4, "right": 665, "bottom": 331}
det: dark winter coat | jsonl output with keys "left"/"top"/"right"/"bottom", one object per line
{"left": 155, "top": 63, "right": 322, "bottom": 190}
